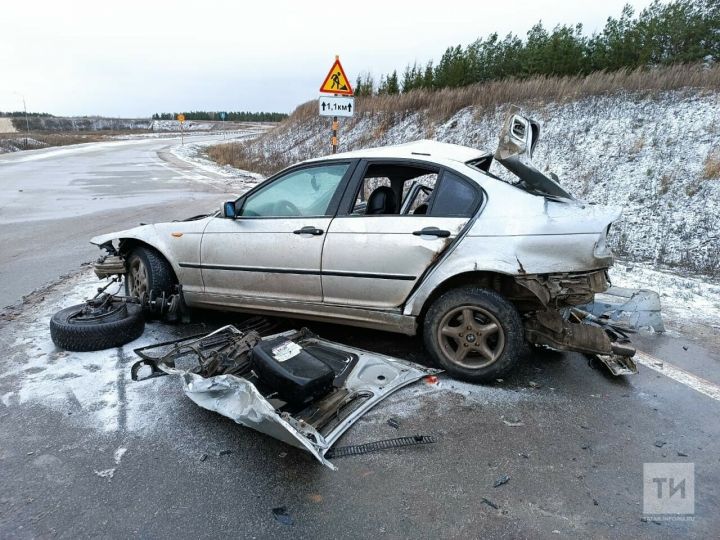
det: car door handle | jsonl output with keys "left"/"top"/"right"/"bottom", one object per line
{"left": 293, "top": 226, "right": 324, "bottom": 236}
{"left": 413, "top": 227, "right": 451, "bottom": 238}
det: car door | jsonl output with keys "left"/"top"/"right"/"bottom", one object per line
{"left": 199, "top": 161, "right": 354, "bottom": 304}
{"left": 321, "top": 160, "right": 482, "bottom": 309}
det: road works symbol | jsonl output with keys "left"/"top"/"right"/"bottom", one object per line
{"left": 319, "top": 57, "right": 354, "bottom": 95}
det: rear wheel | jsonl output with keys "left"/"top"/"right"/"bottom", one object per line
{"left": 423, "top": 287, "right": 524, "bottom": 383}
{"left": 125, "top": 246, "right": 175, "bottom": 302}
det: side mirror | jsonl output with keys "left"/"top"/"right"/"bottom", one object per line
{"left": 223, "top": 201, "right": 236, "bottom": 219}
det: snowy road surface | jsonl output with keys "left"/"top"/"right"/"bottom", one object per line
{"left": 0, "top": 133, "right": 259, "bottom": 308}
{"left": 0, "top": 270, "right": 719, "bottom": 538}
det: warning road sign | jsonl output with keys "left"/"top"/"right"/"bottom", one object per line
{"left": 177, "top": 114, "right": 185, "bottom": 123}
{"left": 319, "top": 57, "right": 353, "bottom": 95}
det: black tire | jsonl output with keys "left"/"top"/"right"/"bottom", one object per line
{"left": 423, "top": 287, "right": 524, "bottom": 383}
{"left": 50, "top": 303, "right": 145, "bottom": 352}
{"left": 125, "top": 246, "right": 176, "bottom": 301}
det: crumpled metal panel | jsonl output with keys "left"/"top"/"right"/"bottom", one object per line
{"left": 167, "top": 332, "right": 440, "bottom": 470}
{"left": 181, "top": 372, "right": 336, "bottom": 468}
{"left": 580, "top": 286, "right": 665, "bottom": 332}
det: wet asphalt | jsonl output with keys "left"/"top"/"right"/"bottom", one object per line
{"left": 0, "top": 139, "right": 719, "bottom": 539}
{"left": 0, "top": 135, "right": 229, "bottom": 309}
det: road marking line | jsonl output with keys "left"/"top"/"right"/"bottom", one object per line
{"left": 635, "top": 351, "right": 720, "bottom": 402}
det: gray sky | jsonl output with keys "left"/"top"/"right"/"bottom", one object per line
{"left": 1, "top": 0, "right": 656, "bottom": 117}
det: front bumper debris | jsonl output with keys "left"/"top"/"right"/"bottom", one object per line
{"left": 93, "top": 255, "right": 126, "bottom": 278}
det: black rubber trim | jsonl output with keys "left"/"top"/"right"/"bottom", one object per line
{"left": 179, "top": 262, "right": 415, "bottom": 281}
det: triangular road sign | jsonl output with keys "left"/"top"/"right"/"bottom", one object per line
{"left": 320, "top": 57, "right": 354, "bottom": 95}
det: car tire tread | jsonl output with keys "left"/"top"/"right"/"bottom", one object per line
{"left": 50, "top": 303, "right": 145, "bottom": 352}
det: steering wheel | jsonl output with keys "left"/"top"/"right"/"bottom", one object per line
{"left": 276, "top": 200, "right": 301, "bottom": 216}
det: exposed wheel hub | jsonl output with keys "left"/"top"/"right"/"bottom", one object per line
{"left": 437, "top": 306, "right": 506, "bottom": 369}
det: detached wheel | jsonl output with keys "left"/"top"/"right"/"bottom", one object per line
{"left": 125, "top": 246, "right": 175, "bottom": 301}
{"left": 423, "top": 287, "right": 524, "bottom": 383}
{"left": 50, "top": 300, "right": 145, "bottom": 352}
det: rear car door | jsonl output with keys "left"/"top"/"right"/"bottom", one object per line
{"left": 321, "top": 160, "right": 482, "bottom": 309}
{"left": 199, "top": 162, "right": 354, "bottom": 304}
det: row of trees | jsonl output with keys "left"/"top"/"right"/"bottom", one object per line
{"left": 151, "top": 111, "right": 287, "bottom": 122}
{"left": 355, "top": 0, "right": 719, "bottom": 96}
{"left": 0, "top": 111, "right": 52, "bottom": 117}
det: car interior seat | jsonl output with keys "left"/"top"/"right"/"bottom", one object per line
{"left": 365, "top": 186, "right": 398, "bottom": 215}
{"left": 413, "top": 203, "right": 428, "bottom": 215}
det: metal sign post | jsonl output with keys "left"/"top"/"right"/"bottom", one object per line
{"left": 177, "top": 113, "right": 185, "bottom": 145}
{"left": 319, "top": 56, "right": 354, "bottom": 154}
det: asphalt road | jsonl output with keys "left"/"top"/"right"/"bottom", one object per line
{"left": 0, "top": 135, "right": 231, "bottom": 308}
{"left": 0, "top": 138, "right": 718, "bottom": 538}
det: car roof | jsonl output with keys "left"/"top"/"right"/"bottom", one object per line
{"left": 304, "top": 139, "right": 491, "bottom": 165}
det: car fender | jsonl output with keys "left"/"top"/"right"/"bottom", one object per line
{"left": 90, "top": 218, "right": 212, "bottom": 282}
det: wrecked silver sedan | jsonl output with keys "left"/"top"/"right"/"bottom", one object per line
{"left": 84, "top": 107, "right": 634, "bottom": 382}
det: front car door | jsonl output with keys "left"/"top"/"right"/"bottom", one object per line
{"left": 321, "top": 160, "right": 482, "bottom": 309}
{"left": 198, "top": 161, "right": 354, "bottom": 305}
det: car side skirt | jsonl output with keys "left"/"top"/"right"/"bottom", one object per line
{"left": 183, "top": 292, "right": 418, "bottom": 335}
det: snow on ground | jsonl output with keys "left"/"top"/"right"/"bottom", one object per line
{"left": 609, "top": 261, "right": 720, "bottom": 331}
{"left": 0, "top": 118, "right": 16, "bottom": 133}
{"left": 3, "top": 256, "right": 719, "bottom": 438}
{"left": 0, "top": 270, "right": 563, "bottom": 437}
{"left": 0, "top": 272, "right": 181, "bottom": 434}
{"left": 169, "top": 129, "right": 267, "bottom": 192}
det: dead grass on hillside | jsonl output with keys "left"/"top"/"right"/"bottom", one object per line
{"left": 702, "top": 150, "right": 720, "bottom": 179}
{"left": 205, "top": 144, "right": 293, "bottom": 177}
{"left": 288, "top": 63, "right": 720, "bottom": 125}
{"left": 0, "top": 131, "right": 144, "bottom": 149}
{"left": 206, "top": 63, "right": 720, "bottom": 174}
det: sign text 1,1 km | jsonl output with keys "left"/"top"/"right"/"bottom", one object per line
{"left": 319, "top": 96, "right": 354, "bottom": 117}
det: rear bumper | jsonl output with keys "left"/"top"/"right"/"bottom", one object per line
{"left": 516, "top": 268, "right": 610, "bottom": 309}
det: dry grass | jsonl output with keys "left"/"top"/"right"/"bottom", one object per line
{"left": 0, "top": 131, "right": 146, "bottom": 150}
{"left": 659, "top": 174, "right": 673, "bottom": 195}
{"left": 702, "top": 150, "right": 720, "bottom": 179}
{"left": 207, "top": 63, "right": 720, "bottom": 173}
{"left": 205, "top": 143, "right": 293, "bottom": 177}
{"left": 280, "top": 64, "right": 720, "bottom": 125}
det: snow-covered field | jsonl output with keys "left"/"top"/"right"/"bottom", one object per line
{"left": 0, "top": 118, "right": 16, "bottom": 133}
{"left": 169, "top": 129, "right": 267, "bottom": 191}
{"left": 236, "top": 89, "right": 720, "bottom": 276}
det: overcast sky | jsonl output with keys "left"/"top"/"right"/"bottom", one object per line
{"left": 0, "top": 0, "right": 657, "bottom": 117}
